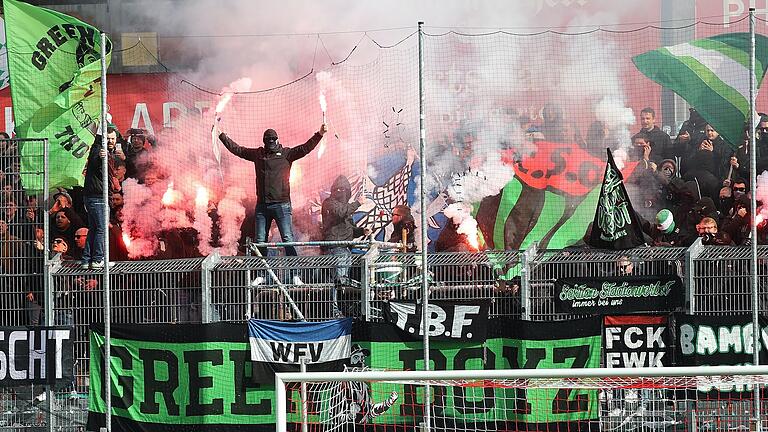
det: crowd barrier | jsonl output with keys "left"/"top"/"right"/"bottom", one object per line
{"left": 3, "top": 241, "right": 768, "bottom": 429}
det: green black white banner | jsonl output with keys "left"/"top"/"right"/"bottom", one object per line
{"left": 87, "top": 323, "right": 275, "bottom": 432}
{"left": 87, "top": 319, "right": 601, "bottom": 431}
{"left": 0, "top": 326, "right": 74, "bottom": 387}
{"left": 555, "top": 275, "right": 684, "bottom": 314}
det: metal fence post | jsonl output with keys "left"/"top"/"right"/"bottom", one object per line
{"left": 361, "top": 244, "right": 380, "bottom": 322}
{"left": 521, "top": 242, "right": 538, "bottom": 321}
{"left": 201, "top": 251, "right": 221, "bottom": 323}
{"left": 685, "top": 238, "right": 704, "bottom": 314}
{"left": 45, "top": 254, "right": 59, "bottom": 432}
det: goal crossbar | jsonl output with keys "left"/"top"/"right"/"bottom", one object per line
{"left": 275, "top": 365, "right": 768, "bottom": 432}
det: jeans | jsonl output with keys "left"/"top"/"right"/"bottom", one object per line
{"left": 328, "top": 247, "right": 352, "bottom": 315}
{"left": 83, "top": 196, "right": 108, "bottom": 264}
{"left": 329, "top": 247, "right": 351, "bottom": 280}
{"left": 255, "top": 202, "right": 297, "bottom": 256}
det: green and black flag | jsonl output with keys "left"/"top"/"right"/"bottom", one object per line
{"left": 3, "top": 0, "right": 111, "bottom": 191}
{"left": 588, "top": 149, "right": 645, "bottom": 250}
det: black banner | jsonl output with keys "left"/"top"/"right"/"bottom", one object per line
{"left": 676, "top": 314, "right": 768, "bottom": 395}
{"left": 604, "top": 315, "right": 671, "bottom": 368}
{"left": 676, "top": 314, "right": 768, "bottom": 366}
{"left": 0, "top": 326, "right": 74, "bottom": 387}
{"left": 382, "top": 299, "right": 490, "bottom": 342}
{"left": 555, "top": 275, "right": 684, "bottom": 314}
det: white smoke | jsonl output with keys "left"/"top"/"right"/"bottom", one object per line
{"left": 443, "top": 202, "right": 480, "bottom": 249}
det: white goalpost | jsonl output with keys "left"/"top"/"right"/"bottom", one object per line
{"left": 276, "top": 365, "right": 768, "bottom": 432}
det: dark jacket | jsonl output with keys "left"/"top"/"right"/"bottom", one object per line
{"left": 321, "top": 176, "right": 363, "bottom": 244}
{"left": 388, "top": 206, "right": 417, "bottom": 252}
{"left": 682, "top": 136, "right": 729, "bottom": 180}
{"left": 83, "top": 137, "right": 117, "bottom": 197}
{"left": 219, "top": 132, "right": 322, "bottom": 204}
{"left": 641, "top": 126, "right": 672, "bottom": 163}
{"left": 720, "top": 195, "right": 752, "bottom": 246}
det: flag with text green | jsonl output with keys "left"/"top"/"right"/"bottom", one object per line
{"left": 3, "top": 0, "right": 111, "bottom": 191}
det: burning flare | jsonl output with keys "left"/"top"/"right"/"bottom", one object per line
{"left": 161, "top": 182, "right": 176, "bottom": 206}
{"left": 317, "top": 93, "right": 327, "bottom": 159}
{"left": 318, "top": 93, "right": 327, "bottom": 113}
{"left": 122, "top": 231, "right": 132, "bottom": 247}
{"left": 215, "top": 92, "right": 233, "bottom": 114}
{"left": 290, "top": 164, "right": 302, "bottom": 185}
{"left": 444, "top": 202, "right": 481, "bottom": 251}
{"left": 195, "top": 185, "right": 210, "bottom": 207}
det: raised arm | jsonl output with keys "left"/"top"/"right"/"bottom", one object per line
{"left": 219, "top": 132, "right": 259, "bottom": 161}
{"left": 285, "top": 124, "right": 327, "bottom": 162}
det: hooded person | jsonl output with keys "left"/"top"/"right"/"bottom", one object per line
{"left": 720, "top": 194, "right": 752, "bottom": 246}
{"left": 321, "top": 175, "right": 370, "bottom": 316}
{"left": 688, "top": 196, "right": 719, "bottom": 227}
{"left": 218, "top": 123, "right": 327, "bottom": 263}
{"left": 322, "top": 176, "right": 367, "bottom": 247}
{"left": 658, "top": 159, "right": 677, "bottom": 179}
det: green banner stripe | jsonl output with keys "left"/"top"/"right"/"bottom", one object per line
{"left": 699, "top": 32, "right": 768, "bottom": 82}
{"left": 547, "top": 183, "right": 600, "bottom": 248}
{"left": 493, "top": 178, "right": 522, "bottom": 249}
{"left": 691, "top": 38, "right": 755, "bottom": 74}
{"left": 520, "top": 190, "right": 565, "bottom": 250}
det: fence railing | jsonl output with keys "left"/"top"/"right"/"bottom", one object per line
{"left": 3, "top": 241, "right": 768, "bottom": 430}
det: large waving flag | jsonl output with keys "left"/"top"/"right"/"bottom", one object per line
{"left": 633, "top": 33, "right": 768, "bottom": 149}
{"left": 3, "top": 0, "right": 111, "bottom": 191}
{"left": 588, "top": 149, "right": 645, "bottom": 250}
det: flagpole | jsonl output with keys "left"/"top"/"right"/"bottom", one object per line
{"left": 748, "top": 8, "right": 762, "bottom": 432}
{"left": 417, "top": 20, "right": 433, "bottom": 432}
{"left": 100, "top": 31, "right": 112, "bottom": 432}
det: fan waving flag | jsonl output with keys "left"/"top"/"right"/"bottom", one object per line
{"left": 633, "top": 32, "right": 768, "bottom": 149}
{"left": 588, "top": 149, "right": 646, "bottom": 250}
{"left": 3, "top": 0, "right": 111, "bottom": 191}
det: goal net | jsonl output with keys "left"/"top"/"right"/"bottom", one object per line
{"left": 276, "top": 367, "right": 768, "bottom": 432}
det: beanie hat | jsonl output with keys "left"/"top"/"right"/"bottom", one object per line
{"left": 656, "top": 209, "right": 675, "bottom": 234}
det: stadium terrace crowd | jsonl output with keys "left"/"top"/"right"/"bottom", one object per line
{"left": 2, "top": 108, "right": 768, "bottom": 279}
{"left": 590, "top": 106, "right": 768, "bottom": 248}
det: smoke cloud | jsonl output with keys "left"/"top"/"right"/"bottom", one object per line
{"left": 116, "top": 0, "right": 657, "bottom": 255}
